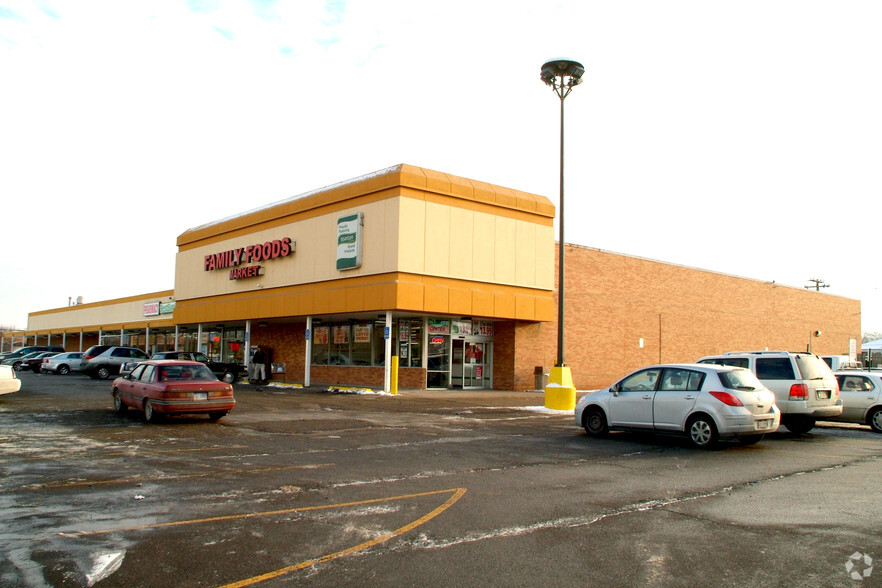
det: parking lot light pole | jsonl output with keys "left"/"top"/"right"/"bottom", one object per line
{"left": 540, "top": 58, "right": 584, "bottom": 411}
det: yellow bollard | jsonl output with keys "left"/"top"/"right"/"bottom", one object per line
{"left": 545, "top": 366, "right": 576, "bottom": 410}
{"left": 390, "top": 355, "right": 399, "bottom": 395}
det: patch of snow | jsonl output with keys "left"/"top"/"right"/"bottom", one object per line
{"left": 85, "top": 551, "right": 125, "bottom": 587}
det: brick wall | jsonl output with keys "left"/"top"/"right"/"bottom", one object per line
{"left": 513, "top": 243, "right": 861, "bottom": 391}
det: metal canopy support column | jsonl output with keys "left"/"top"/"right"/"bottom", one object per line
{"left": 304, "top": 316, "right": 312, "bottom": 388}
{"left": 244, "top": 320, "right": 251, "bottom": 382}
{"left": 384, "top": 311, "right": 392, "bottom": 393}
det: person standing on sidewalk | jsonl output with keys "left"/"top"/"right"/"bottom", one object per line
{"left": 251, "top": 346, "right": 266, "bottom": 384}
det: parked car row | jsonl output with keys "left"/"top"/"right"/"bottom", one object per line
{"left": 0, "top": 345, "right": 65, "bottom": 363}
{"left": 576, "top": 350, "right": 880, "bottom": 449}
{"left": 7, "top": 345, "right": 242, "bottom": 381}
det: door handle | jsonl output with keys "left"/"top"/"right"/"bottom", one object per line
{"left": 642, "top": 394, "right": 652, "bottom": 400}
{"left": 684, "top": 395, "right": 696, "bottom": 400}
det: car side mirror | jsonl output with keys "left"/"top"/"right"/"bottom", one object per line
{"left": 610, "top": 385, "right": 619, "bottom": 397}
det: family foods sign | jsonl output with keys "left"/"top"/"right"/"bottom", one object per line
{"left": 203, "top": 238, "right": 294, "bottom": 280}
{"left": 336, "top": 213, "right": 363, "bottom": 271}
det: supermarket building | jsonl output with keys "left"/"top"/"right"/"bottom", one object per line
{"left": 6, "top": 165, "right": 862, "bottom": 390}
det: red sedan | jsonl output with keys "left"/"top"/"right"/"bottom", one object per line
{"left": 111, "top": 360, "right": 235, "bottom": 423}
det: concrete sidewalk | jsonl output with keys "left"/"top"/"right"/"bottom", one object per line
{"left": 242, "top": 380, "right": 549, "bottom": 407}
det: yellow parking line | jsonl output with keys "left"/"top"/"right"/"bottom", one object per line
{"left": 69, "top": 487, "right": 465, "bottom": 539}
{"left": 40, "top": 463, "right": 332, "bottom": 489}
{"left": 219, "top": 487, "right": 467, "bottom": 588}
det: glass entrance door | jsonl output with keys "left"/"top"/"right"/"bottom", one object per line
{"left": 426, "top": 334, "right": 450, "bottom": 389}
{"left": 462, "top": 341, "right": 488, "bottom": 389}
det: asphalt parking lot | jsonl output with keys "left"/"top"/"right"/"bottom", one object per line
{"left": 1, "top": 371, "right": 881, "bottom": 587}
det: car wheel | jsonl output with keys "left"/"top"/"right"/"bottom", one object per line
{"left": 144, "top": 400, "right": 160, "bottom": 423}
{"left": 737, "top": 435, "right": 764, "bottom": 446}
{"left": 96, "top": 366, "right": 111, "bottom": 380}
{"left": 583, "top": 407, "right": 609, "bottom": 437}
{"left": 222, "top": 371, "right": 235, "bottom": 384}
{"left": 687, "top": 415, "right": 718, "bottom": 449}
{"left": 868, "top": 407, "right": 882, "bottom": 434}
{"left": 58, "top": 365, "right": 70, "bottom": 375}
{"left": 113, "top": 390, "right": 127, "bottom": 414}
{"left": 208, "top": 411, "right": 228, "bottom": 421}
{"left": 782, "top": 416, "right": 815, "bottom": 434}
{"left": 13, "top": 362, "right": 23, "bottom": 371}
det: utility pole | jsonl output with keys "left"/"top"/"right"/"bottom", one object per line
{"left": 804, "top": 278, "right": 830, "bottom": 291}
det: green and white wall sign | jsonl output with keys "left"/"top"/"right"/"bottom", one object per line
{"left": 336, "top": 212, "right": 363, "bottom": 270}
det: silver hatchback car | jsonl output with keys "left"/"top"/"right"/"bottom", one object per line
{"left": 575, "top": 363, "right": 780, "bottom": 448}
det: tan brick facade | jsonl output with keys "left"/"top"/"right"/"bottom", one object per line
{"left": 511, "top": 243, "right": 861, "bottom": 391}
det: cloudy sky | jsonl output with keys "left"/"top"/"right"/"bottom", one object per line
{"left": 1, "top": 0, "right": 880, "bottom": 335}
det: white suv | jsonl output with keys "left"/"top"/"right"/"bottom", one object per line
{"left": 697, "top": 351, "right": 842, "bottom": 434}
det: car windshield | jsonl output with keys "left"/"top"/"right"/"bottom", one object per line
{"left": 796, "top": 355, "right": 834, "bottom": 380}
{"left": 158, "top": 365, "right": 217, "bottom": 382}
{"left": 718, "top": 369, "right": 764, "bottom": 391}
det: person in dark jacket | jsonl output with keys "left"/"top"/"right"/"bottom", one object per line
{"left": 251, "top": 346, "right": 266, "bottom": 384}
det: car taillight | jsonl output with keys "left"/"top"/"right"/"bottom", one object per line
{"left": 789, "top": 383, "right": 808, "bottom": 400}
{"left": 709, "top": 391, "right": 744, "bottom": 406}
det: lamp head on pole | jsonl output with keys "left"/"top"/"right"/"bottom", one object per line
{"left": 540, "top": 59, "right": 585, "bottom": 100}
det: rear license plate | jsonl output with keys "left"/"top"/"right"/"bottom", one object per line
{"left": 193, "top": 392, "right": 207, "bottom": 401}
{"left": 817, "top": 389, "right": 831, "bottom": 399}
{"left": 755, "top": 419, "right": 772, "bottom": 430}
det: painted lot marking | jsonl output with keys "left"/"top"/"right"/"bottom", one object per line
{"left": 65, "top": 487, "right": 467, "bottom": 587}
{"left": 37, "top": 462, "right": 332, "bottom": 489}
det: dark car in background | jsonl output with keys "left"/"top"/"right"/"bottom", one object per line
{"left": 0, "top": 345, "right": 65, "bottom": 364}
{"left": 81, "top": 345, "right": 150, "bottom": 380}
{"left": 122, "top": 351, "right": 241, "bottom": 383}
{"left": 23, "top": 351, "right": 60, "bottom": 373}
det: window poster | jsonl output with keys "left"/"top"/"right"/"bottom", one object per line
{"left": 354, "top": 323, "right": 371, "bottom": 343}
{"left": 452, "top": 320, "right": 472, "bottom": 335}
{"left": 399, "top": 320, "right": 410, "bottom": 341}
{"left": 314, "top": 326, "right": 329, "bottom": 345}
{"left": 332, "top": 325, "right": 349, "bottom": 344}
{"left": 427, "top": 318, "right": 450, "bottom": 334}
{"left": 476, "top": 321, "right": 494, "bottom": 336}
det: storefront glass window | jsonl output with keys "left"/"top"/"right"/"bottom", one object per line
{"left": 372, "top": 322, "right": 387, "bottom": 366}
{"left": 351, "top": 323, "right": 372, "bottom": 366}
{"left": 331, "top": 325, "right": 350, "bottom": 365}
{"left": 224, "top": 327, "right": 245, "bottom": 364}
{"left": 398, "top": 319, "right": 423, "bottom": 368}
{"left": 312, "top": 325, "right": 330, "bottom": 365}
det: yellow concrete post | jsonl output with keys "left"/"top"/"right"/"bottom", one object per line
{"left": 390, "top": 355, "right": 399, "bottom": 395}
{"left": 545, "top": 365, "right": 575, "bottom": 410}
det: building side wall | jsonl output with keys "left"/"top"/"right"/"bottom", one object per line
{"left": 514, "top": 244, "right": 862, "bottom": 390}
{"left": 26, "top": 291, "right": 175, "bottom": 332}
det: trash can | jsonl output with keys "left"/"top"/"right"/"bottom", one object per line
{"left": 534, "top": 366, "right": 549, "bottom": 390}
